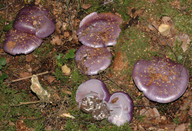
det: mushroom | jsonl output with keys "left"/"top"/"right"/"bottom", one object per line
{"left": 107, "top": 92, "right": 133, "bottom": 127}
{"left": 132, "top": 57, "right": 189, "bottom": 103}
{"left": 14, "top": 5, "right": 55, "bottom": 38}
{"left": 75, "top": 45, "right": 112, "bottom": 75}
{"left": 76, "top": 79, "right": 110, "bottom": 120}
{"left": 3, "top": 29, "right": 42, "bottom": 55}
{"left": 77, "top": 12, "right": 123, "bottom": 48}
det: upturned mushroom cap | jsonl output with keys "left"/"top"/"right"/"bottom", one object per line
{"left": 77, "top": 12, "right": 123, "bottom": 48}
{"left": 75, "top": 45, "right": 112, "bottom": 75}
{"left": 14, "top": 5, "right": 55, "bottom": 38}
{"left": 76, "top": 79, "right": 110, "bottom": 108}
{"left": 132, "top": 57, "right": 189, "bottom": 103}
{"left": 3, "top": 29, "right": 42, "bottom": 55}
{"left": 107, "top": 92, "right": 133, "bottom": 127}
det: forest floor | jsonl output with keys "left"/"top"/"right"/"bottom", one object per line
{"left": 0, "top": 0, "right": 192, "bottom": 130}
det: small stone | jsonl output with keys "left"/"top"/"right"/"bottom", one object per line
{"left": 153, "top": 108, "right": 160, "bottom": 117}
{"left": 174, "top": 124, "right": 186, "bottom": 131}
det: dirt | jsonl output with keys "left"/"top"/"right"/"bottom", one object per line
{"left": 0, "top": 0, "right": 192, "bottom": 131}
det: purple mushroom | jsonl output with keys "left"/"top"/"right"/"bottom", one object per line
{"left": 76, "top": 79, "right": 110, "bottom": 120}
{"left": 75, "top": 45, "right": 112, "bottom": 75}
{"left": 14, "top": 5, "right": 55, "bottom": 38}
{"left": 107, "top": 92, "right": 133, "bottom": 127}
{"left": 77, "top": 12, "right": 123, "bottom": 48}
{"left": 3, "top": 29, "right": 42, "bottom": 55}
{"left": 132, "top": 57, "right": 189, "bottom": 103}
{"left": 76, "top": 79, "right": 110, "bottom": 107}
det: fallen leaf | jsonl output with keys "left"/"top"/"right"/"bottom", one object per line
{"left": 175, "top": 33, "right": 191, "bottom": 52}
{"left": 61, "top": 64, "right": 71, "bottom": 75}
{"left": 81, "top": 4, "right": 92, "bottom": 10}
{"left": 16, "top": 119, "right": 28, "bottom": 131}
{"left": 158, "top": 24, "right": 171, "bottom": 36}
{"left": 31, "top": 75, "right": 51, "bottom": 102}
{"left": 51, "top": 35, "right": 63, "bottom": 45}
{"left": 60, "top": 112, "right": 75, "bottom": 119}
{"left": 19, "top": 72, "right": 32, "bottom": 78}
{"left": 45, "top": 75, "right": 56, "bottom": 84}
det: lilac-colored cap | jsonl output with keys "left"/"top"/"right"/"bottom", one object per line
{"left": 3, "top": 29, "right": 42, "bottom": 55}
{"left": 76, "top": 79, "right": 110, "bottom": 107}
{"left": 75, "top": 45, "right": 112, "bottom": 75}
{"left": 132, "top": 57, "right": 189, "bottom": 103}
{"left": 14, "top": 5, "right": 55, "bottom": 38}
{"left": 77, "top": 12, "right": 123, "bottom": 48}
{"left": 107, "top": 92, "right": 134, "bottom": 126}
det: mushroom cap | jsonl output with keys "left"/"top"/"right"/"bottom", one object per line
{"left": 76, "top": 79, "right": 110, "bottom": 108}
{"left": 14, "top": 5, "right": 55, "bottom": 38}
{"left": 3, "top": 29, "right": 42, "bottom": 55}
{"left": 77, "top": 12, "right": 123, "bottom": 48}
{"left": 132, "top": 57, "right": 189, "bottom": 103}
{"left": 75, "top": 45, "right": 112, "bottom": 75}
{"left": 107, "top": 92, "right": 134, "bottom": 127}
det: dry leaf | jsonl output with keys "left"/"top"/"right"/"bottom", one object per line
{"left": 61, "top": 64, "right": 71, "bottom": 75}
{"left": 31, "top": 75, "right": 51, "bottom": 102}
{"left": 45, "top": 75, "right": 56, "bottom": 83}
{"left": 60, "top": 113, "right": 75, "bottom": 119}
{"left": 158, "top": 24, "right": 171, "bottom": 36}
{"left": 19, "top": 72, "right": 32, "bottom": 78}
{"left": 81, "top": 4, "right": 92, "bottom": 10}
{"left": 51, "top": 35, "right": 63, "bottom": 45}
{"left": 175, "top": 33, "right": 191, "bottom": 52}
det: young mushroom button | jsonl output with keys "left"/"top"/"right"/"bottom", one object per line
{"left": 132, "top": 57, "right": 189, "bottom": 103}
{"left": 14, "top": 5, "right": 55, "bottom": 38}
{"left": 3, "top": 29, "right": 42, "bottom": 55}
{"left": 75, "top": 45, "right": 112, "bottom": 75}
{"left": 77, "top": 12, "right": 123, "bottom": 48}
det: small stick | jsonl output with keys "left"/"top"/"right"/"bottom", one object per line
{"left": 11, "top": 101, "right": 41, "bottom": 107}
{"left": 10, "top": 71, "right": 50, "bottom": 83}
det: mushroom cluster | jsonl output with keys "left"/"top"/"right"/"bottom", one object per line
{"left": 3, "top": 5, "right": 55, "bottom": 55}
{"left": 132, "top": 57, "right": 189, "bottom": 103}
{"left": 76, "top": 79, "right": 133, "bottom": 126}
{"left": 75, "top": 12, "right": 123, "bottom": 75}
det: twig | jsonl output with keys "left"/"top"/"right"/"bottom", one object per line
{"left": 11, "top": 101, "right": 41, "bottom": 107}
{"left": 10, "top": 71, "right": 50, "bottom": 83}
{"left": 102, "top": 74, "right": 127, "bottom": 92}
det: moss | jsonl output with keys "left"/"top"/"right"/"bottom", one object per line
{"left": 0, "top": 86, "right": 43, "bottom": 130}
{"left": 114, "top": 26, "right": 157, "bottom": 76}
